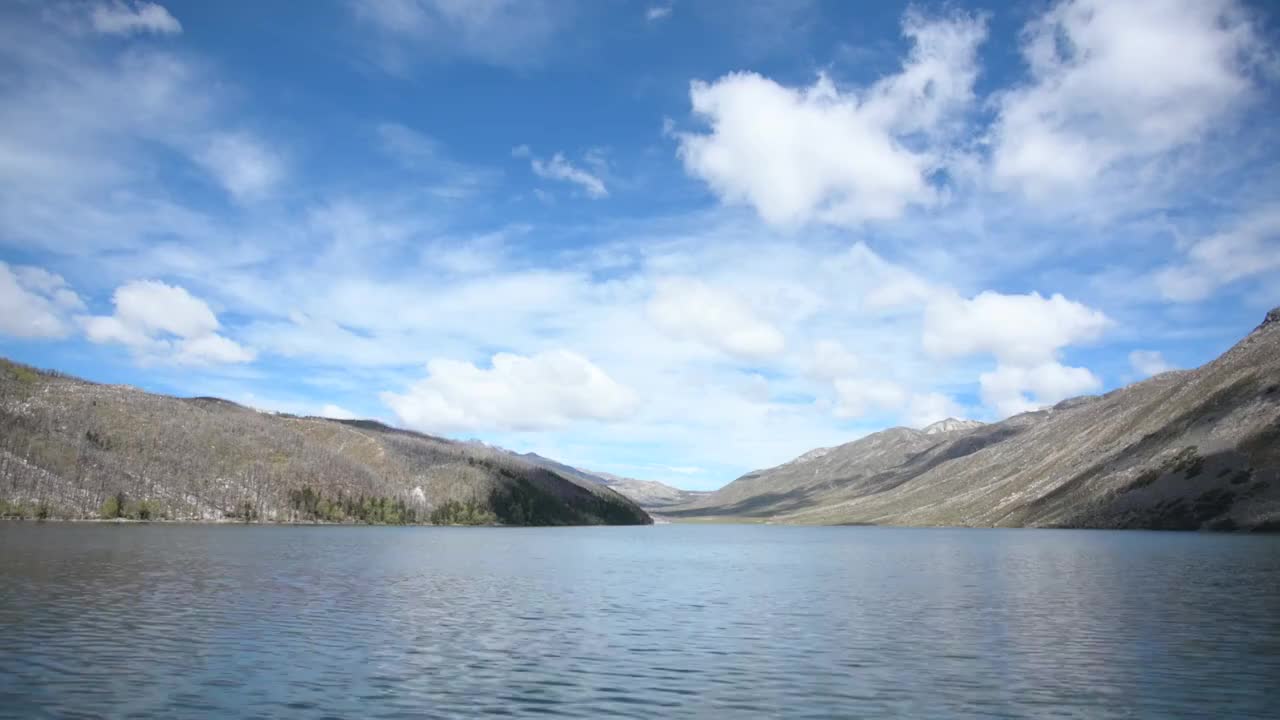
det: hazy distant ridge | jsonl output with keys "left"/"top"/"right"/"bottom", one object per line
{"left": 515, "top": 453, "right": 709, "bottom": 510}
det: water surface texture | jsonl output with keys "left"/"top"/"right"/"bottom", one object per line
{"left": 2, "top": 524, "right": 1278, "bottom": 718}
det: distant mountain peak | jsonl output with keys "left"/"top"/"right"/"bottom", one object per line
{"left": 921, "top": 418, "right": 984, "bottom": 435}
{"left": 509, "top": 452, "right": 707, "bottom": 510}
{"left": 785, "top": 446, "right": 833, "bottom": 465}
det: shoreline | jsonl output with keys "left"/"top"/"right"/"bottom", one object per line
{"left": 0, "top": 517, "right": 660, "bottom": 528}
{"left": 4, "top": 517, "right": 1276, "bottom": 532}
{"left": 0, "top": 517, "right": 498, "bottom": 527}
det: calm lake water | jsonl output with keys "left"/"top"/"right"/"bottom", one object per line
{"left": 1, "top": 523, "right": 1278, "bottom": 718}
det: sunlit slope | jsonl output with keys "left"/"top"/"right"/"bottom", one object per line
{"left": 668, "top": 309, "right": 1280, "bottom": 531}
{"left": 0, "top": 366, "right": 651, "bottom": 526}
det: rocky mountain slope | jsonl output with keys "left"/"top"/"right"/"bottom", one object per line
{"left": 670, "top": 418, "right": 986, "bottom": 518}
{"left": 589, "top": 471, "right": 710, "bottom": 510}
{"left": 516, "top": 453, "right": 708, "bottom": 510}
{"left": 0, "top": 362, "right": 651, "bottom": 526}
{"left": 667, "top": 309, "right": 1280, "bottom": 531}
{"left": 921, "top": 418, "right": 985, "bottom": 435}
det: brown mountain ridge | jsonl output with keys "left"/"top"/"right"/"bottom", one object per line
{"left": 0, "top": 364, "right": 651, "bottom": 526}
{"left": 3, "top": 308, "right": 1277, "bottom": 531}
{"left": 665, "top": 308, "right": 1280, "bottom": 531}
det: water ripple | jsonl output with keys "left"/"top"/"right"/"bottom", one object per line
{"left": 1, "top": 524, "right": 1279, "bottom": 718}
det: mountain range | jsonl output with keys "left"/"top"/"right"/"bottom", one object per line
{"left": 663, "top": 308, "right": 1280, "bottom": 531}
{"left": 2, "top": 308, "right": 1277, "bottom": 531}
{"left": 514, "top": 453, "right": 709, "bottom": 509}
{"left": 0, "top": 363, "right": 650, "bottom": 526}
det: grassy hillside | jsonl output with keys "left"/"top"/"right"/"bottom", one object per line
{"left": 0, "top": 362, "right": 651, "bottom": 526}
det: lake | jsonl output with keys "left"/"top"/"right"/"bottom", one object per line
{"left": 1, "top": 523, "right": 1278, "bottom": 718}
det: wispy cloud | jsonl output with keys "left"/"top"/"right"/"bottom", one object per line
{"left": 1129, "top": 350, "right": 1174, "bottom": 378}
{"left": 90, "top": 1, "right": 182, "bottom": 35}
{"left": 197, "top": 133, "right": 284, "bottom": 201}
{"left": 0, "top": 262, "right": 84, "bottom": 339}
{"left": 376, "top": 122, "right": 498, "bottom": 196}
{"left": 646, "top": 5, "right": 672, "bottom": 22}
{"left": 348, "top": 0, "right": 567, "bottom": 70}
{"left": 513, "top": 145, "right": 609, "bottom": 198}
{"left": 1155, "top": 209, "right": 1280, "bottom": 303}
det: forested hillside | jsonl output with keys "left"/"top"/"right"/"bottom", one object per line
{"left": 0, "top": 360, "right": 651, "bottom": 526}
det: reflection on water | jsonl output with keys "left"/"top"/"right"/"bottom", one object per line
{"left": 1, "top": 523, "right": 1278, "bottom": 718}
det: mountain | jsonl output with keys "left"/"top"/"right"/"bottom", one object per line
{"left": 667, "top": 308, "right": 1280, "bottom": 531}
{"left": 670, "top": 424, "right": 983, "bottom": 518}
{"left": 580, "top": 471, "right": 710, "bottom": 510}
{"left": 921, "top": 418, "right": 985, "bottom": 435}
{"left": 0, "top": 362, "right": 651, "bottom": 526}
{"left": 516, "top": 453, "right": 708, "bottom": 510}
{"left": 513, "top": 452, "right": 610, "bottom": 488}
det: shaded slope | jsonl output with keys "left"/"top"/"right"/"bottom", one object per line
{"left": 0, "top": 364, "right": 650, "bottom": 526}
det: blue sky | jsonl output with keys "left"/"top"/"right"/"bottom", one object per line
{"left": 1, "top": 0, "right": 1278, "bottom": 491}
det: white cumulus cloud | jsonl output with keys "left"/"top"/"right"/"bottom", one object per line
{"left": 990, "top": 0, "right": 1266, "bottom": 197}
{"left": 924, "top": 290, "right": 1109, "bottom": 417}
{"left": 80, "top": 280, "right": 254, "bottom": 365}
{"left": 382, "top": 350, "right": 638, "bottom": 433}
{"left": 923, "top": 290, "right": 1110, "bottom": 365}
{"left": 677, "top": 10, "right": 987, "bottom": 226}
{"left": 112, "top": 280, "right": 218, "bottom": 338}
{"left": 979, "top": 362, "right": 1102, "bottom": 417}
